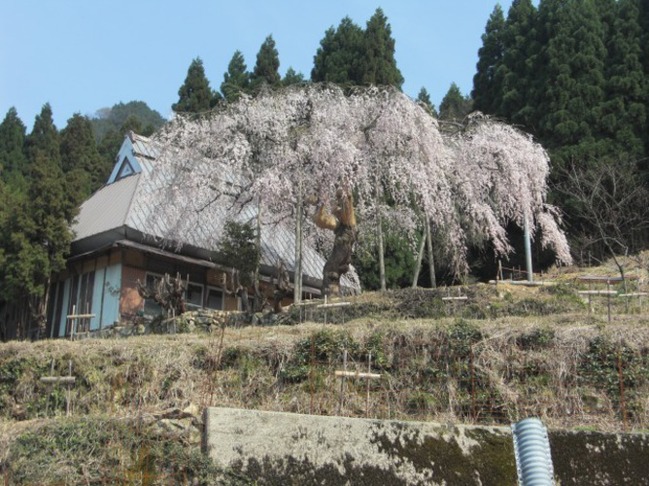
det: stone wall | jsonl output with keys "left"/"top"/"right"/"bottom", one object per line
{"left": 203, "top": 407, "right": 649, "bottom": 485}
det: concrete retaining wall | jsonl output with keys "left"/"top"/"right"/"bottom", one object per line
{"left": 203, "top": 407, "right": 649, "bottom": 485}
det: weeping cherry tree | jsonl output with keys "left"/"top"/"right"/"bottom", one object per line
{"left": 147, "top": 84, "right": 571, "bottom": 297}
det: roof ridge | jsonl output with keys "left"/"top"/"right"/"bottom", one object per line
{"left": 128, "top": 131, "right": 151, "bottom": 143}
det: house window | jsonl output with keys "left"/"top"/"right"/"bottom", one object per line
{"left": 206, "top": 287, "right": 223, "bottom": 310}
{"left": 115, "top": 157, "right": 135, "bottom": 181}
{"left": 144, "top": 273, "right": 205, "bottom": 314}
{"left": 143, "top": 273, "right": 163, "bottom": 317}
{"left": 186, "top": 283, "right": 204, "bottom": 310}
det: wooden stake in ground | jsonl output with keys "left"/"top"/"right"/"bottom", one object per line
{"left": 335, "top": 351, "right": 381, "bottom": 416}
{"left": 41, "top": 359, "right": 75, "bottom": 416}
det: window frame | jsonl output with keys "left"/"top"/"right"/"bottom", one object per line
{"left": 205, "top": 286, "right": 224, "bottom": 311}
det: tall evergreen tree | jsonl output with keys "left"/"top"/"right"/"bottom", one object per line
{"left": 639, "top": 0, "right": 649, "bottom": 74}
{"left": 1, "top": 104, "right": 76, "bottom": 336}
{"left": 312, "top": 11, "right": 403, "bottom": 89}
{"left": 0, "top": 187, "right": 41, "bottom": 328}
{"left": 25, "top": 103, "right": 59, "bottom": 167}
{"left": 361, "top": 8, "right": 404, "bottom": 88}
{"left": 172, "top": 57, "right": 214, "bottom": 114}
{"left": 251, "top": 35, "right": 281, "bottom": 89}
{"left": 26, "top": 149, "right": 75, "bottom": 334}
{"left": 535, "top": 0, "right": 608, "bottom": 166}
{"left": 282, "top": 67, "right": 306, "bottom": 87}
{"left": 497, "top": 0, "right": 539, "bottom": 128}
{"left": 0, "top": 107, "right": 28, "bottom": 186}
{"left": 599, "top": 0, "right": 646, "bottom": 160}
{"left": 221, "top": 50, "right": 250, "bottom": 102}
{"left": 416, "top": 87, "right": 437, "bottom": 117}
{"left": 472, "top": 5, "right": 506, "bottom": 115}
{"left": 311, "top": 17, "right": 365, "bottom": 84}
{"left": 632, "top": 0, "right": 649, "bottom": 158}
{"left": 439, "top": 83, "right": 473, "bottom": 124}
{"left": 60, "top": 113, "right": 103, "bottom": 196}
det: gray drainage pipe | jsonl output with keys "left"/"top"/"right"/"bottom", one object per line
{"left": 511, "top": 417, "right": 554, "bottom": 486}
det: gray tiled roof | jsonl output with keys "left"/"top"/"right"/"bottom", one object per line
{"left": 72, "top": 134, "right": 360, "bottom": 291}
{"left": 73, "top": 173, "right": 140, "bottom": 241}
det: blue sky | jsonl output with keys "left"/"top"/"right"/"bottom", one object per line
{"left": 1, "top": 1, "right": 518, "bottom": 129}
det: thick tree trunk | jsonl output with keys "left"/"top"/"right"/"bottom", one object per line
{"left": 313, "top": 189, "right": 357, "bottom": 297}
{"left": 239, "top": 287, "right": 251, "bottom": 314}
{"left": 322, "top": 223, "right": 357, "bottom": 296}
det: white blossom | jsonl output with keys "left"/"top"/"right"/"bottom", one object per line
{"left": 145, "top": 85, "right": 572, "bottom": 278}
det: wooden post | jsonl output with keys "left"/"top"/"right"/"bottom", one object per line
{"left": 378, "top": 216, "right": 386, "bottom": 292}
{"left": 309, "top": 334, "right": 315, "bottom": 415}
{"left": 411, "top": 228, "right": 427, "bottom": 288}
{"left": 67, "top": 306, "right": 96, "bottom": 341}
{"left": 41, "top": 359, "right": 75, "bottom": 416}
{"left": 334, "top": 370, "right": 382, "bottom": 379}
{"left": 66, "top": 360, "right": 72, "bottom": 416}
{"left": 470, "top": 346, "right": 476, "bottom": 421}
{"left": 317, "top": 301, "right": 350, "bottom": 326}
{"left": 607, "top": 280, "right": 612, "bottom": 324}
{"left": 70, "top": 304, "right": 76, "bottom": 340}
{"left": 617, "top": 351, "right": 628, "bottom": 431}
{"left": 334, "top": 352, "right": 382, "bottom": 418}
{"left": 442, "top": 293, "right": 468, "bottom": 316}
{"left": 366, "top": 352, "right": 372, "bottom": 417}
{"left": 294, "top": 180, "right": 303, "bottom": 304}
{"left": 338, "top": 349, "right": 347, "bottom": 415}
{"left": 425, "top": 217, "right": 436, "bottom": 288}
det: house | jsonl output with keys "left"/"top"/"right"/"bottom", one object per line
{"left": 45, "top": 132, "right": 358, "bottom": 338}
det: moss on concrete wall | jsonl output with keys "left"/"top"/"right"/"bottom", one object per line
{"left": 205, "top": 408, "right": 649, "bottom": 485}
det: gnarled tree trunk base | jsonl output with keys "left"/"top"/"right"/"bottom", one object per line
{"left": 322, "top": 224, "right": 357, "bottom": 297}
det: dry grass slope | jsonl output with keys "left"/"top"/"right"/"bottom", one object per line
{"left": 2, "top": 255, "right": 649, "bottom": 484}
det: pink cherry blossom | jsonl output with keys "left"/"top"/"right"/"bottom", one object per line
{"left": 146, "top": 85, "right": 571, "bottom": 284}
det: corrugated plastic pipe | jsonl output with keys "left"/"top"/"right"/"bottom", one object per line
{"left": 511, "top": 417, "right": 554, "bottom": 486}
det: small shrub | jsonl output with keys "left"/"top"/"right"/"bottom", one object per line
{"left": 542, "top": 283, "right": 575, "bottom": 297}
{"left": 406, "top": 390, "right": 437, "bottom": 414}
{"left": 579, "top": 337, "right": 642, "bottom": 394}
{"left": 280, "top": 363, "right": 310, "bottom": 384}
{"left": 447, "top": 319, "right": 482, "bottom": 358}
{"left": 362, "top": 330, "right": 389, "bottom": 369}
{"left": 517, "top": 327, "right": 555, "bottom": 350}
{"left": 280, "top": 329, "right": 360, "bottom": 384}
{"left": 191, "top": 344, "right": 220, "bottom": 371}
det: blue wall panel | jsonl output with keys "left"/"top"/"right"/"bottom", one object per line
{"left": 90, "top": 267, "right": 105, "bottom": 330}
{"left": 101, "top": 263, "right": 122, "bottom": 326}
